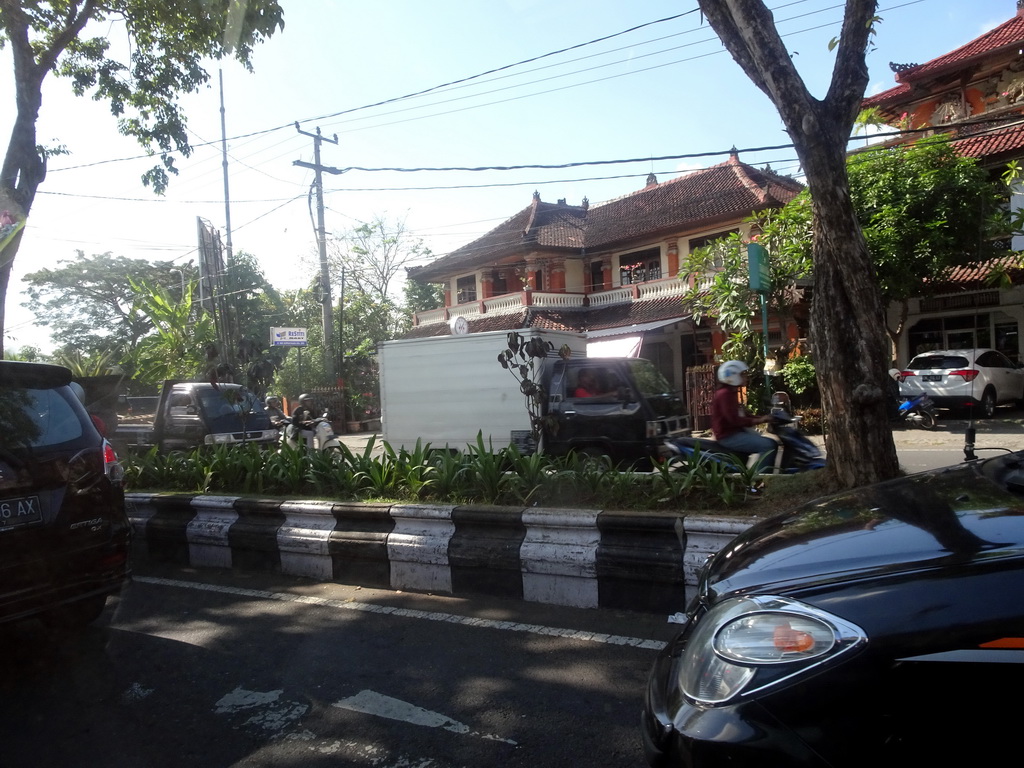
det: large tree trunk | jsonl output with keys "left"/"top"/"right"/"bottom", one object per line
{"left": 698, "top": 0, "right": 899, "bottom": 487}
{"left": 802, "top": 142, "right": 899, "bottom": 486}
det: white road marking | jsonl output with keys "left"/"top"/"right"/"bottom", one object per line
{"left": 214, "top": 686, "right": 309, "bottom": 737}
{"left": 136, "top": 575, "right": 666, "bottom": 650}
{"left": 334, "top": 690, "right": 517, "bottom": 746}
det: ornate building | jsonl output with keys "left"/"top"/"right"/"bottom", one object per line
{"left": 862, "top": 1, "right": 1024, "bottom": 362}
{"left": 405, "top": 153, "right": 803, "bottom": 396}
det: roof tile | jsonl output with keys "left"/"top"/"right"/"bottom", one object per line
{"left": 408, "top": 156, "right": 802, "bottom": 281}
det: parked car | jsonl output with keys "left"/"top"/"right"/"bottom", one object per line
{"left": 0, "top": 360, "right": 132, "bottom": 629}
{"left": 899, "top": 347, "right": 1024, "bottom": 417}
{"left": 641, "top": 456, "right": 1024, "bottom": 767}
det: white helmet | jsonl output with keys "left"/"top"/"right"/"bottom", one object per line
{"left": 717, "top": 360, "right": 749, "bottom": 386}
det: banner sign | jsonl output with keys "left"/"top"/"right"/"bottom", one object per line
{"left": 271, "top": 327, "right": 308, "bottom": 347}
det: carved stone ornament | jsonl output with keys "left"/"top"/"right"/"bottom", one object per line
{"left": 998, "top": 70, "right": 1024, "bottom": 106}
{"left": 932, "top": 93, "right": 967, "bottom": 124}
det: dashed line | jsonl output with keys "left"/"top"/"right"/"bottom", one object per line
{"left": 135, "top": 575, "right": 667, "bottom": 650}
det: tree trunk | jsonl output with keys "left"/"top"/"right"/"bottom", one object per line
{"left": 802, "top": 143, "right": 899, "bottom": 487}
{"left": 698, "top": 0, "right": 899, "bottom": 488}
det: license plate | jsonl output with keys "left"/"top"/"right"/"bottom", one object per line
{"left": 923, "top": 374, "right": 942, "bottom": 382}
{"left": 0, "top": 495, "right": 43, "bottom": 531}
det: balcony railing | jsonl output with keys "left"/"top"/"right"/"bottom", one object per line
{"left": 413, "top": 277, "right": 689, "bottom": 326}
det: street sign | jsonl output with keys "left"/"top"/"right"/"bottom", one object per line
{"left": 271, "top": 327, "right": 308, "bottom": 347}
{"left": 747, "top": 242, "right": 771, "bottom": 294}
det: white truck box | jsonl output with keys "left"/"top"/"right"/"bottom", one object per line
{"left": 379, "top": 328, "right": 587, "bottom": 452}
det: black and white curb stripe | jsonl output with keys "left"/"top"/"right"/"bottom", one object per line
{"left": 126, "top": 494, "right": 756, "bottom": 614}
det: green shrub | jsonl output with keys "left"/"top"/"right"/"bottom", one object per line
{"left": 122, "top": 437, "right": 792, "bottom": 514}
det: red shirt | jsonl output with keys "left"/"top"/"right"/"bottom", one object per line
{"left": 710, "top": 385, "right": 758, "bottom": 441}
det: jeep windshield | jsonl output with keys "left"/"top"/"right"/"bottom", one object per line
{"left": 195, "top": 386, "right": 271, "bottom": 434}
{"left": 627, "top": 359, "right": 686, "bottom": 418}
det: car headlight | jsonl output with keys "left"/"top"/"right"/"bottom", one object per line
{"left": 678, "top": 596, "right": 866, "bottom": 705}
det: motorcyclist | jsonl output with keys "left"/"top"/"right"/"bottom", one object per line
{"left": 290, "top": 393, "right": 318, "bottom": 449}
{"left": 711, "top": 360, "right": 778, "bottom": 473}
{"left": 264, "top": 395, "right": 288, "bottom": 429}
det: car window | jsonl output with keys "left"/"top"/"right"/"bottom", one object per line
{"left": 907, "top": 355, "right": 969, "bottom": 370}
{"left": 0, "top": 387, "right": 84, "bottom": 448}
{"left": 976, "top": 351, "right": 1003, "bottom": 368}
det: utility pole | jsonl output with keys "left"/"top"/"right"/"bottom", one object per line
{"left": 219, "top": 70, "right": 237, "bottom": 369}
{"left": 294, "top": 123, "right": 341, "bottom": 383}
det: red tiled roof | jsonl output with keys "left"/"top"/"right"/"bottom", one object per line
{"left": 951, "top": 120, "right": 1024, "bottom": 160}
{"left": 581, "top": 295, "right": 689, "bottom": 331}
{"left": 583, "top": 156, "right": 802, "bottom": 250}
{"left": 408, "top": 155, "right": 802, "bottom": 282}
{"left": 864, "top": 11, "right": 1024, "bottom": 109}
{"left": 928, "top": 254, "right": 1024, "bottom": 292}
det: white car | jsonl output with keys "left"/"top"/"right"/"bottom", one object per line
{"left": 900, "top": 348, "right": 1024, "bottom": 418}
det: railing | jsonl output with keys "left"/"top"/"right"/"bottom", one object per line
{"left": 530, "top": 292, "right": 586, "bottom": 308}
{"left": 416, "top": 307, "right": 448, "bottom": 325}
{"left": 483, "top": 294, "right": 528, "bottom": 314}
{"left": 586, "top": 287, "right": 634, "bottom": 307}
{"left": 414, "top": 278, "right": 690, "bottom": 326}
{"left": 638, "top": 277, "right": 688, "bottom": 299}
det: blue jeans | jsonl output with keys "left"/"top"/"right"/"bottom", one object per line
{"left": 717, "top": 429, "right": 778, "bottom": 472}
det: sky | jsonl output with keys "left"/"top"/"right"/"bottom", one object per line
{"left": 0, "top": 0, "right": 1017, "bottom": 353}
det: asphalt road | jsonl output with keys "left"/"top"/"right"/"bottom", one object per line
{"left": 881, "top": 409, "right": 1024, "bottom": 472}
{"left": 0, "top": 560, "right": 677, "bottom": 768}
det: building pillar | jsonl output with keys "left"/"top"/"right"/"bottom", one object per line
{"left": 480, "top": 272, "right": 494, "bottom": 300}
{"left": 549, "top": 259, "right": 566, "bottom": 292}
{"left": 667, "top": 240, "right": 679, "bottom": 278}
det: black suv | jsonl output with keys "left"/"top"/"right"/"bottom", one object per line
{"left": 0, "top": 360, "right": 131, "bottom": 628}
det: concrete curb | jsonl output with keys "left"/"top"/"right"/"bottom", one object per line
{"left": 126, "top": 493, "right": 759, "bottom": 614}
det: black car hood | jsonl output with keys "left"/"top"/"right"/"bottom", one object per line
{"left": 706, "top": 458, "right": 1024, "bottom": 599}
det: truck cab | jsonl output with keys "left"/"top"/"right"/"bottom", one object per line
{"left": 113, "top": 381, "right": 278, "bottom": 453}
{"left": 544, "top": 358, "right": 689, "bottom": 466}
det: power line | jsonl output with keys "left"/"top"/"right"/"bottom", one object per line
{"left": 296, "top": 10, "right": 699, "bottom": 127}
{"left": 47, "top": 10, "right": 701, "bottom": 175}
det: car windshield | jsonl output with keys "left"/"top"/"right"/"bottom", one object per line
{"left": 908, "top": 354, "right": 970, "bottom": 370}
{"left": 626, "top": 359, "right": 686, "bottom": 418}
{"left": 193, "top": 386, "right": 271, "bottom": 435}
{"left": 195, "top": 386, "right": 265, "bottom": 416}
{"left": 0, "top": 387, "right": 84, "bottom": 449}
{"left": 627, "top": 359, "right": 674, "bottom": 397}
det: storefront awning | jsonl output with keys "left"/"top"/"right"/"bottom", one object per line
{"left": 586, "top": 318, "right": 686, "bottom": 357}
{"left": 587, "top": 335, "right": 643, "bottom": 357}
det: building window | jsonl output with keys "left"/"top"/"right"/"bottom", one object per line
{"left": 688, "top": 230, "right": 739, "bottom": 268}
{"left": 620, "top": 247, "right": 661, "bottom": 285}
{"left": 906, "top": 313, "right": 1017, "bottom": 358}
{"left": 456, "top": 274, "right": 477, "bottom": 303}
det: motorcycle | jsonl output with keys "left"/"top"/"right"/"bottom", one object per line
{"left": 662, "top": 392, "right": 825, "bottom": 474}
{"left": 893, "top": 393, "right": 938, "bottom": 430}
{"left": 281, "top": 412, "right": 343, "bottom": 452}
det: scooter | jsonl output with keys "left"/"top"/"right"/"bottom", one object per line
{"left": 662, "top": 392, "right": 825, "bottom": 474}
{"left": 281, "top": 412, "right": 342, "bottom": 452}
{"left": 893, "top": 393, "right": 938, "bottom": 430}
